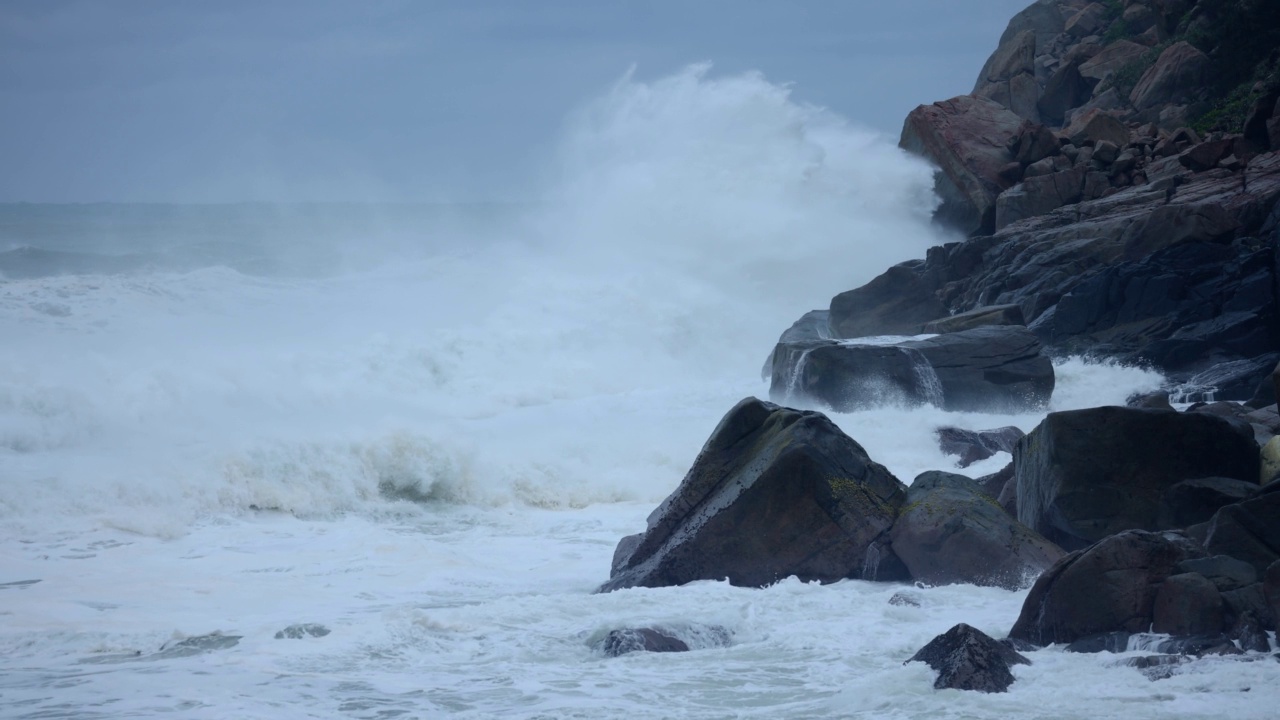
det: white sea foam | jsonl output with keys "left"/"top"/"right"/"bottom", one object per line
{"left": 1, "top": 66, "right": 1252, "bottom": 719}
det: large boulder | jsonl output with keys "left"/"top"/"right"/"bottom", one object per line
{"left": 1014, "top": 406, "right": 1260, "bottom": 550}
{"left": 1008, "top": 530, "right": 1205, "bottom": 645}
{"left": 1079, "top": 40, "right": 1149, "bottom": 86}
{"left": 598, "top": 398, "right": 907, "bottom": 592}
{"left": 996, "top": 166, "right": 1086, "bottom": 230}
{"left": 828, "top": 260, "right": 945, "bottom": 338}
{"left": 1202, "top": 486, "right": 1280, "bottom": 573}
{"left": 900, "top": 95, "right": 1025, "bottom": 236}
{"left": 1151, "top": 572, "right": 1225, "bottom": 636}
{"left": 770, "top": 325, "right": 1054, "bottom": 413}
{"left": 888, "top": 472, "right": 1064, "bottom": 589}
{"left": 907, "top": 623, "right": 1031, "bottom": 693}
{"left": 922, "top": 304, "right": 1025, "bottom": 335}
{"left": 1129, "top": 41, "right": 1211, "bottom": 114}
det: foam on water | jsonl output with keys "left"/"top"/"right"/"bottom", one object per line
{"left": 1, "top": 66, "right": 1257, "bottom": 719}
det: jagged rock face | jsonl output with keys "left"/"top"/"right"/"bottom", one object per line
{"left": 1129, "top": 41, "right": 1211, "bottom": 114}
{"left": 1014, "top": 406, "right": 1261, "bottom": 550}
{"left": 599, "top": 398, "right": 907, "bottom": 592}
{"left": 908, "top": 623, "right": 1032, "bottom": 693}
{"left": 770, "top": 325, "right": 1054, "bottom": 413}
{"left": 814, "top": 150, "right": 1280, "bottom": 395}
{"left": 1008, "top": 530, "right": 1205, "bottom": 645}
{"left": 900, "top": 96, "right": 1025, "bottom": 236}
{"left": 888, "top": 471, "right": 1064, "bottom": 590}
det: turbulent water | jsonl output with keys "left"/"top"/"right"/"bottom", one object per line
{"left": 1, "top": 66, "right": 1273, "bottom": 719}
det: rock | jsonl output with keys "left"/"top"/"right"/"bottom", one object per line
{"left": 1265, "top": 561, "right": 1280, "bottom": 626}
{"left": 936, "top": 426, "right": 1025, "bottom": 468}
{"left": 1038, "top": 61, "right": 1091, "bottom": 127}
{"left": 1083, "top": 170, "right": 1112, "bottom": 200}
{"left": 1152, "top": 573, "right": 1224, "bottom": 636}
{"left": 1127, "top": 392, "right": 1174, "bottom": 410}
{"left": 900, "top": 96, "right": 1026, "bottom": 235}
{"left": 1153, "top": 126, "right": 1199, "bottom": 157}
{"left": 599, "top": 398, "right": 907, "bottom": 592}
{"left": 996, "top": 166, "right": 1086, "bottom": 229}
{"left": 1120, "top": 654, "right": 1191, "bottom": 680}
{"left": 889, "top": 471, "right": 1063, "bottom": 589}
{"left": 1011, "top": 122, "right": 1061, "bottom": 166}
{"left": 1161, "top": 477, "right": 1261, "bottom": 529}
{"left": 771, "top": 325, "right": 1054, "bottom": 413}
{"left": 1023, "top": 156, "right": 1059, "bottom": 178}
{"left": 1202, "top": 488, "right": 1280, "bottom": 574}
{"left": 601, "top": 628, "right": 689, "bottom": 656}
{"left": 274, "top": 623, "right": 331, "bottom": 639}
{"left": 1093, "top": 140, "right": 1120, "bottom": 165}
{"left": 1079, "top": 40, "right": 1149, "bottom": 85}
{"left": 1067, "top": 2, "right": 1109, "bottom": 37}
{"left": 1263, "top": 438, "right": 1280, "bottom": 486}
{"left": 1129, "top": 42, "right": 1211, "bottom": 113}
{"left": 922, "top": 304, "right": 1025, "bottom": 334}
{"left": 1065, "top": 631, "right": 1132, "bottom": 653}
{"left": 1229, "top": 610, "right": 1271, "bottom": 652}
{"left": 1179, "top": 139, "right": 1236, "bottom": 172}
{"left": 1222, "top": 581, "right": 1275, "bottom": 630}
{"left": 889, "top": 591, "right": 922, "bottom": 607}
{"left": 907, "top": 623, "right": 1030, "bottom": 693}
{"left": 1119, "top": 201, "right": 1238, "bottom": 260}
{"left": 995, "top": 465, "right": 1019, "bottom": 517}
{"left": 1064, "top": 109, "right": 1132, "bottom": 148}
{"left": 761, "top": 309, "right": 831, "bottom": 379}
{"left": 828, "top": 260, "right": 945, "bottom": 338}
{"left": 1243, "top": 90, "right": 1280, "bottom": 151}
{"left": 1008, "top": 530, "right": 1204, "bottom": 646}
{"left": 1015, "top": 406, "right": 1260, "bottom": 550}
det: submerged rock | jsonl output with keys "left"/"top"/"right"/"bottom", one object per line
{"left": 599, "top": 398, "right": 907, "bottom": 592}
{"left": 888, "top": 472, "right": 1063, "bottom": 590}
{"left": 907, "top": 623, "right": 1030, "bottom": 693}
{"left": 600, "top": 628, "right": 689, "bottom": 657}
{"left": 274, "top": 623, "right": 331, "bottom": 639}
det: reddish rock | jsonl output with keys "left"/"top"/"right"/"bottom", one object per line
{"left": 1065, "top": 2, "right": 1108, "bottom": 37}
{"left": 1130, "top": 42, "right": 1211, "bottom": 113}
{"left": 900, "top": 96, "right": 1025, "bottom": 236}
{"left": 1079, "top": 40, "right": 1149, "bottom": 85}
{"left": 1064, "top": 109, "right": 1131, "bottom": 148}
{"left": 995, "top": 166, "right": 1086, "bottom": 230}
{"left": 1179, "top": 139, "right": 1236, "bottom": 172}
{"left": 1152, "top": 573, "right": 1225, "bottom": 636}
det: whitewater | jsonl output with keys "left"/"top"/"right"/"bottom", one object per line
{"left": 1, "top": 66, "right": 1274, "bottom": 719}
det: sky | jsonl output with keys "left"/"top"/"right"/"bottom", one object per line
{"left": 0, "top": 0, "right": 1031, "bottom": 203}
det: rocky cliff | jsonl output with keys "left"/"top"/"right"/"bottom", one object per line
{"left": 809, "top": 0, "right": 1280, "bottom": 399}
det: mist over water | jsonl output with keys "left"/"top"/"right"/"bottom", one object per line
{"left": 0, "top": 65, "right": 943, "bottom": 534}
{"left": 8, "top": 67, "right": 1265, "bottom": 720}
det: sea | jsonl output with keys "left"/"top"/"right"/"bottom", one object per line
{"left": 1, "top": 66, "right": 1275, "bottom": 719}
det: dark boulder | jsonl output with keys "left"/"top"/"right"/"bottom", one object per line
{"left": 1014, "top": 406, "right": 1261, "bottom": 550}
{"left": 1129, "top": 41, "right": 1211, "bottom": 114}
{"left": 1161, "top": 477, "right": 1261, "bottom": 529}
{"left": 600, "top": 628, "right": 689, "bottom": 657}
{"left": 1151, "top": 573, "right": 1225, "bottom": 636}
{"left": 921, "top": 304, "right": 1025, "bottom": 335}
{"left": 1177, "top": 555, "right": 1259, "bottom": 593}
{"left": 829, "top": 260, "right": 946, "bottom": 338}
{"left": 1265, "top": 561, "right": 1280, "bottom": 627}
{"left": 888, "top": 472, "right": 1063, "bottom": 590}
{"left": 1064, "top": 631, "right": 1132, "bottom": 654}
{"left": 1202, "top": 487, "right": 1280, "bottom": 574}
{"left": 1229, "top": 611, "right": 1271, "bottom": 653}
{"left": 907, "top": 623, "right": 1030, "bottom": 693}
{"left": 1221, "top": 583, "right": 1275, "bottom": 631}
{"left": 770, "top": 326, "right": 1054, "bottom": 413}
{"left": 1008, "top": 530, "right": 1204, "bottom": 646}
{"left": 936, "top": 425, "right": 1025, "bottom": 468}
{"left": 599, "top": 398, "right": 907, "bottom": 592}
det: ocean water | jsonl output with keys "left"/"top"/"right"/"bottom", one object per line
{"left": 1, "top": 66, "right": 1274, "bottom": 719}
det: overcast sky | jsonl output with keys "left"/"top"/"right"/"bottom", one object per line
{"left": 0, "top": 0, "right": 1029, "bottom": 203}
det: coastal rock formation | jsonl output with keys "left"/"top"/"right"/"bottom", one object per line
{"left": 599, "top": 398, "right": 907, "bottom": 592}
{"left": 1014, "top": 406, "right": 1260, "bottom": 550}
{"left": 888, "top": 471, "right": 1063, "bottom": 589}
{"left": 1008, "top": 530, "right": 1205, "bottom": 645}
{"left": 907, "top": 623, "right": 1031, "bottom": 693}
{"left": 769, "top": 325, "right": 1054, "bottom": 413}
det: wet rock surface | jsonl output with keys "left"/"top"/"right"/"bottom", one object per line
{"left": 907, "top": 623, "right": 1031, "bottom": 693}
